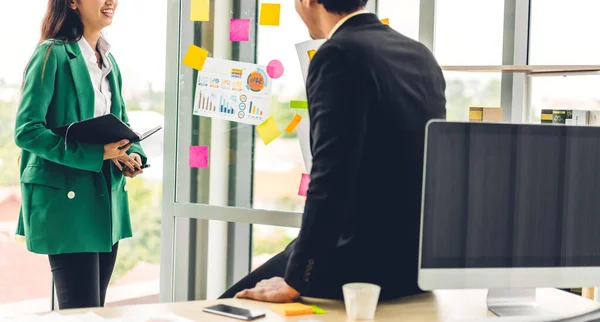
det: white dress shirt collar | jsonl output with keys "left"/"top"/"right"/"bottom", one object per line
{"left": 77, "top": 35, "right": 113, "bottom": 117}
{"left": 328, "top": 9, "right": 370, "bottom": 39}
{"left": 78, "top": 35, "right": 112, "bottom": 67}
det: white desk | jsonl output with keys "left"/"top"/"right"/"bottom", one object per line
{"left": 52, "top": 288, "right": 600, "bottom": 321}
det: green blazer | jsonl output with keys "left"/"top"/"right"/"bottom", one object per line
{"left": 14, "top": 39, "right": 147, "bottom": 255}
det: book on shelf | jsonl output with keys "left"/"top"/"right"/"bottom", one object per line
{"left": 540, "top": 109, "right": 592, "bottom": 126}
{"left": 469, "top": 107, "right": 503, "bottom": 122}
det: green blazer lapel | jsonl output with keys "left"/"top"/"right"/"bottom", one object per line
{"left": 65, "top": 42, "right": 94, "bottom": 121}
{"left": 107, "top": 56, "right": 122, "bottom": 117}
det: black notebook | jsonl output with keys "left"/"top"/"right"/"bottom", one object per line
{"left": 53, "top": 114, "right": 162, "bottom": 145}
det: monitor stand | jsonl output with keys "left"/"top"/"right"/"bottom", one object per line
{"left": 486, "top": 288, "right": 550, "bottom": 317}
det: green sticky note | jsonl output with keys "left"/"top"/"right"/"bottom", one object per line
{"left": 310, "top": 305, "right": 327, "bottom": 315}
{"left": 290, "top": 100, "right": 308, "bottom": 109}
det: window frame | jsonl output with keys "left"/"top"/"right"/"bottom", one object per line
{"left": 160, "top": 0, "right": 534, "bottom": 302}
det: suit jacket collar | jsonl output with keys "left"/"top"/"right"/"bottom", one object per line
{"left": 330, "top": 13, "right": 382, "bottom": 38}
{"left": 65, "top": 41, "right": 95, "bottom": 121}
{"left": 106, "top": 55, "right": 122, "bottom": 118}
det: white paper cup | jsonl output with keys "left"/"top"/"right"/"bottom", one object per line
{"left": 342, "top": 283, "right": 381, "bottom": 320}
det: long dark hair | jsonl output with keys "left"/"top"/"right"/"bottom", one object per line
{"left": 40, "top": 0, "right": 84, "bottom": 44}
{"left": 18, "top": 0, "right": 84, "bottom": 165}
{"left": 21, "top": 1, "right": 83, "bottom": 87}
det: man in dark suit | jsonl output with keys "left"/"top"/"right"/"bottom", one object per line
{"left": 220, "top": 0, "right": 446, "bottom": 302}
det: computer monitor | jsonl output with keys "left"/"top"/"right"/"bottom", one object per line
{"left": 418, "top": 120, "right": 600, "bottom": 317}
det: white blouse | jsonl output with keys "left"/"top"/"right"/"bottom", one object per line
{"left": 77, "top": 36, "right": 113, "bottom": 117}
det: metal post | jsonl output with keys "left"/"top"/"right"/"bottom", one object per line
{"left": 501, "top": 0, "right": 531, "bottom": 123}
{"left": 159, "top": 0, "right": 182, "bottom": 303}
{"left": 419, "top": 0, "right": 436, "bottom": 52}
{"left": 205, "top": 0, "right": 234, "bottom": 300}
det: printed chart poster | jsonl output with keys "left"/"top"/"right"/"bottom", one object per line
{"left": 296, "top": 117, "right": 312, "bottom": 173}
{"left": 295, "top": 39, "right": 327, "bottom": 84}
{"left": 193, "top": 58, "right": 272, "bottom": 125}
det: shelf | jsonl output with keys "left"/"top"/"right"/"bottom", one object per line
{"left": 441, "top": 65, "right": 600, "bottom": 75}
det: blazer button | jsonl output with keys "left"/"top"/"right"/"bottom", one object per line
{"left": 123, "top": 184, "right": 128, "bottom": 192}
{"left": 67, "top": 191, "right": 75, "bottom": 199}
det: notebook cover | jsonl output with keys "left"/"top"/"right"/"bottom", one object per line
{"left": 52, "top": 114, "right": 161, "bottom": 145}
{"left": 270, "top": 303, "right": 314, "bottom": 316}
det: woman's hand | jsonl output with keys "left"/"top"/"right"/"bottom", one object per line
{"left": 111, "top": 154, "right": 140, "bottom": 172}
{"left": 104, "top": 139, "right": 132, "bottom": 160}
{"left": 123, "top": 153, "right": 144, "bottom": 178}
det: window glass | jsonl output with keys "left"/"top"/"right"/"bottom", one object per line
{"left": 254, "top": 0, "right": 310, "bottom": 213}
{"left": 434, "top": 0, "right": 504, "bottom": 121}
{"left": 0, "top": 3, "right": 52, "bottom": 314}
{"left": 252, "top": 0, "right": 307, "bottom": 266}
{"left": 0, "top": 1, "right": 165, "bottom": 310}
{"left": 529, "top": 0, "right": 600, "bottom": 65}
{"left": 104, "top": 0, "right": 166, "bottom": 306}
{"left": 377, "top": 0, "right": 420, "bottom": 40}
{"left": 528, "top": 0, "right": 600, "bottom": 123}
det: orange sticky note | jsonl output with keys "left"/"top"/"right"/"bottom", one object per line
{"left": 182, "top": 44, "right": 209, "bottom": 71}
{"left": 285, "top": 114, "right": 302, "bottom": 133}
{"left": 260, "top": 3, "right": 281, "bottom": 26}
{"left": 271, "top": 303, "right": 314, "bottom": 316}
{"left": 381, "top": 18, "right": 389, "bottom": 25}
{"left": 307, "top": 49, "right": 317, "bottom": 61}
{"left": 191, "top": 0, "right": 210, "bottom": 21}
{"left": 256, "top": 116, "right": 281, "bottom": 145}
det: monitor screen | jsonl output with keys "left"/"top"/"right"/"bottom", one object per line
{"left": 421, "top": 122, "right": 600, "bottom": 269}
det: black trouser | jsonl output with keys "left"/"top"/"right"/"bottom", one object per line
{"left": 219, "top": 249, "right": 288, "bottom": 299}
{"left": 48, "top": 243, "right": 119, "bottom": 309}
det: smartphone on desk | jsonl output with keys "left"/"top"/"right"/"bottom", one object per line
{"left": 202, "top": 304, "right": 266, "bottom": 321}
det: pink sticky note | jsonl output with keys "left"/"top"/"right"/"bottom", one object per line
{"left": 230, "top": 18, "right": 250, "bottom": 42}
{"left": 298, "top": 173, "right": 310, "bottom": 197}
{"left": 189, "top": 146, "right": 209, "bottom": 168}
{"left": 267, "top": 59, "right": 284, "bottom": 79}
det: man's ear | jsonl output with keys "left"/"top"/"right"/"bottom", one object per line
{"left": 307, "top": 0, "right": 320, "bottom": 7}
{"left": 301, "top": 0, "right": 319, "bottom": 9}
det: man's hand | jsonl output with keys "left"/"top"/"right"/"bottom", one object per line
{"left": 234, "top": 277, "right": 300, "bottom": 303}
{"left": 123, "top": 153, "right": 144, "bottom": 178}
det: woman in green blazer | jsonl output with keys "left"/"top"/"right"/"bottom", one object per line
{"left": 14, "top": 0, "right": 147, "bottom": 309}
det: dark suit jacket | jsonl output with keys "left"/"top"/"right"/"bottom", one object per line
{"left": 283, "top": 13, "right": 447, "bottom": 300}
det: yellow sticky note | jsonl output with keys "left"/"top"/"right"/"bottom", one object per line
{"left": 307, "top": 49, "right": 317, "bottom": 61}
{"left": 191, "top": 0, "right": 210, "bottom": 21}
{"left": 381, "top": 18, "right": 389, "bottom": 25}
{"left": 257, "top": 116, "right": 281, "bottom": 145}
{"left": 285, "top": 114, "right": 303, "bottom": 133}
{"left": 260, "top": 3, "right": 281, "bottom": 26}
{"left": 182, "top": 44, "right": 209, "bottom": 71}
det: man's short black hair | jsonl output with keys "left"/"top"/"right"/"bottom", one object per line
{"left": 317, "top": 0, "right": 369, "bottom": 14}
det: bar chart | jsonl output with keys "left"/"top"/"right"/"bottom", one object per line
{"left": 195, "top": 90, "right": 236, "bottom": 115}
{"left": 219, "top": 96, "right": 235, "bottom": 115}
{"left": 196, "top": 90, "right": 217, "bottom": 112}
{"left": 247, "top": 101, "right": 264, "bottom": 119}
